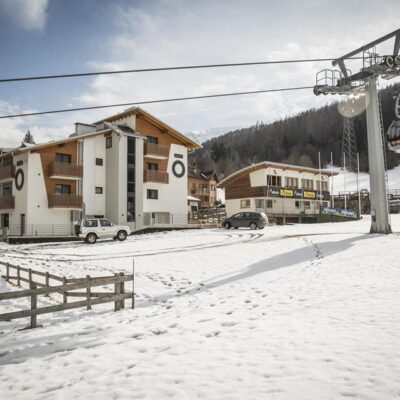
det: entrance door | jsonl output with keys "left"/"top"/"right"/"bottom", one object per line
{"left": 20, "top": 214, "right": 25, "bottom": 236}
{"left": 1, "top": 213, "right": 9, "bottom": 228}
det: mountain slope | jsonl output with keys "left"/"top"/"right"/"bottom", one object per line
{"left": 190, "top": 83, "right": 400, "bottom": 178}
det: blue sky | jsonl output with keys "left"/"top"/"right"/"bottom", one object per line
{"left": 0, "top": 0, "right": 400, "bottom": 147}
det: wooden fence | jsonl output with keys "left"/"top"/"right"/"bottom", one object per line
{"left": 0, "top": 261, "right": 135, "bottom": 329}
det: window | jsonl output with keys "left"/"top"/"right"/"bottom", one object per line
{"left": 147, "top": 189, "right": 158, "bottom": 199}
{"left": 286, "top": 177, "right": 298, "bottom": 188}
{"left": 302, "top": 179, "right": 314, "bottom": 190}
{"left": 148, "top": 163, "right": 158, "bottom": 170}
{"left": 16, "top": 160, "right": 23, "bottom": 166}
{"left": 174, "top": 153, "right": 183, "bottom": 159}
{"left": 95, "top": 187, "right": 103, "bottom": 194}
{"left": 191, "top": 183, "right": 196, "bottom": 194}
{"left": 147, "top": 136, "right": 158, "bottom": 144}
{"left": 2, "top": 158, "right": 12, "bottom": 167}
{"left": 316, "top": 180, "right": 328, "bottom": 191}
{"left": 255, "top": 199, "right": 264, "bottom": 209}
{"left": 232, "top": 213, "right": 241, "bottom": 219}
{"left": 1, "top": 182, "right": 12, "bottom": 196}
{"left": 96, "top": 158, "right": 103, "bottom": 166}
{"left": 240, "top": 199, "right": 250, "bottom": 208}
{"left": 266, "top": 199, "right": 273, "bottom": 208}
{"left": 55, "top": 153, "right": 71, "bottom": 164}
{"left": 295, "top": 201, "right": 300, "bottom": 208}
{"left": 267, "top": 175, "right": 281, "bottom": 187}
{"left": 83, "top": 219, "right": 98, "bottom": 227}
{"left": 106, "top": 136, "right": 112, "bottom": 148}
{"left": 55, "top": 184, "right": 71, "bottom": 195}
{"left": 304, "top": 201, "right": 311, "bottom": 209}
{"left": 322, "top": 201, "right": 329, "bottom": 208}
{"left": 100, "top": 219, "right": 112, "bottom": 227}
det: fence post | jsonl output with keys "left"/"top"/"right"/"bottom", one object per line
{"left": 114, "top": 273, "right": 121, "bottom": 311}
{"left": 6, "top": 262, "right": 9, "bottom": 282}
{"left": 63, "top": 277, "right": 67, "bottom": 304}
{"left": 30, "top": 282, "right": 37, "bottom": 329}
{"left": 28, "top": 268, "right": 32, "bottom": 287}
{"left": 120, "top": 272, "right": 125, "bottom": 309}
{"left": 17, "top": 266, "right": 21, "bottom": 286}
{"left": 86, "top": 275, "right": 91, "bottom": 310}
{"left": 132, "top": 259, "right": 135, "bottom": 309}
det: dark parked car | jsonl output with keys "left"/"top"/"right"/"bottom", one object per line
{"left": 222, "top": 212, "right": 268, "bottom": 230}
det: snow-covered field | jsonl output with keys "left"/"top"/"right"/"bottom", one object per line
{"left": 1, "top": 217, "right": 400, "bottom": 400}
{"left": 331, "top": 164, "right": 400, "bottom": 193}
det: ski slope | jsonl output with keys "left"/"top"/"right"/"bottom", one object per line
{"left": 1, "top": 217, "right": 400, "bottom": 399}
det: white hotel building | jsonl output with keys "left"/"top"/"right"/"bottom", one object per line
{"left": 0, "top": 108, "right": 200, "bottom": 236}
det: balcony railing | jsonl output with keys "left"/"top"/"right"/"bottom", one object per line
{"left": 49, "top": 162, "right": 83, "bottom": 179}
{"left": 0, "top": 195, "right": 15, "bottom": 210}
{"left": 144, "top": 143, "right": 169, "bottom": 158}
{"left": 48, "top": 194, "right": 83, "bottom": 209}
{"left": 0, "top": 165, "right": 15, "bottom": 180}
{"left": 143, "top": 170, "right": 169, "bottom": 184}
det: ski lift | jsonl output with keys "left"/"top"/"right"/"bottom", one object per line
{"left": 387, "top": 95, "right": 400, "bottom": 153}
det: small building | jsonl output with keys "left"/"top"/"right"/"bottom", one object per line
{"left": 218, "top": 161, "right": 337, "bottom": 223}
{"left": 188, "top": 166, "right": 218, "bottom": 208}
{"left": 187, "top": 195, "right": 201, "bottom": 212}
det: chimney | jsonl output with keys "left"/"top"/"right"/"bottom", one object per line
{"left": 74, "top": 122, "right": 96, "bottom": 136}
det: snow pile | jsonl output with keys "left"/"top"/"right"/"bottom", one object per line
{"left": 0, "top": 217, "right": 400, "bottom": 399}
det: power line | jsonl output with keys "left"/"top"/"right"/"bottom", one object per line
{"left": 0, "top": 57, "right": 363, "bottom": 84}
{"left": 0, "top": 86, "right": 313, "bottom": 119}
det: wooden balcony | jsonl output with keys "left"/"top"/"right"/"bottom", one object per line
{"left": 0, "top": 165, "right": 15, "bottom": 181}
{"left": 48, "top": 194, "right": 83, "bottom": 209}
{"left": 0, "top": 195, "right": 15, "bottom": 210}
{"left": 144, "top": 170, "right": 169, "bottom": 184}
{"left": 144, "top": 143, "right": 169, "bottom": 159}
{"left": 49, "top": 162, "right": 83, "bottom": 180}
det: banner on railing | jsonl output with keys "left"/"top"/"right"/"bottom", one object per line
{"left": 321, "top": 207, "right": 358, "bottom": 219}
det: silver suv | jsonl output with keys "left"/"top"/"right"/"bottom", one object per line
{"left": 222, "top": 212, "right": 268, "bottom": 230}
{"left": 77, "top": 218, "right": 131, "bottom": 244}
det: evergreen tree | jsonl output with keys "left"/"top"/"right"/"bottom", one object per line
{"left": 23, "top": 130, "right": 35, "bottom": 144}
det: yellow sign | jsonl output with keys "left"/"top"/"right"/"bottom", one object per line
{"left": 303, "top": 191, "right": 316, "bottom": 199}
{"left": 280, "top": 189, "right": 294, "bottom": 197}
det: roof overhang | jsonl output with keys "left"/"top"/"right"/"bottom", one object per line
{"left": 95, "top": 107, "right": 201, "bottom": 151}
{"left": 218, "top": 161, "right": 339, "bottom": 188}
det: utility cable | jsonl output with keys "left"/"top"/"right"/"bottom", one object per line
{"left": 0, "top": 57, "right": 363, "bottom": 84}
{"left": 0, "top": 86, "right": 313, "bottom": 119}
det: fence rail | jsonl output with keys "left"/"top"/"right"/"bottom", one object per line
{"left": 0, "top": 260, "right": 135, "bottom": 329}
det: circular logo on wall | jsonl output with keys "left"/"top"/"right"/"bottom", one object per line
{"left": 15, "top": 168, "right": 24, "bottom": 191}
{"left": 172, "top": 160, "right": 185, "bottom": 178}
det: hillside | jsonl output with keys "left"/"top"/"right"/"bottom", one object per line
{"left": 190, "top": 83, "right": 400, "bottom": 179}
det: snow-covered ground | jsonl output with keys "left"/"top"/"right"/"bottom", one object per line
{"left": 331, "top": 164, "right": 400, "bottom": 193}
{"left": 1, "top": 217, "right": 400, "bottom": 399}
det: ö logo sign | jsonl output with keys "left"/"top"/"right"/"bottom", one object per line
{"left": 15, "top": 168, "right": 24, "bottom": 191}
{"left": 172, "top": 160, "right": 185, "bottom": 178}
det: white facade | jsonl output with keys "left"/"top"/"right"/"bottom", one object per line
{"left": 1, "top": 108, "right": 198, "bottom": 236}
{"left": 222, "top": 163, "right": 333, "bottom": 220}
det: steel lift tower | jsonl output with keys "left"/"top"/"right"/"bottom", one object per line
{"left": 314, "top": 29, "right": 400, "bottom": 234}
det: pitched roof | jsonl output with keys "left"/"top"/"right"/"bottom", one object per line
{"left": 218, "top": 161, "right": 338, "bottom": 188}
{"left": 95, "top": 107, "right": 201, "bottom": 151}
{"left": 188, "top": 169, "right": 218, "bottom": 181}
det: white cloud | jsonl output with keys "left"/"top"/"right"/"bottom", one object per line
{"left": 2, "top": 0, "right": 400, "bottom": 145}
{"left": 75, "top": 0, "right": 400, "bottom": 135}
{"left": 0, "top": 0, "right": 49, "bottom": 31}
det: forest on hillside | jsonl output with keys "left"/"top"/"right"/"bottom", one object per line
{"left": 189, "top": 83, "right": 400, "bottom": 179}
